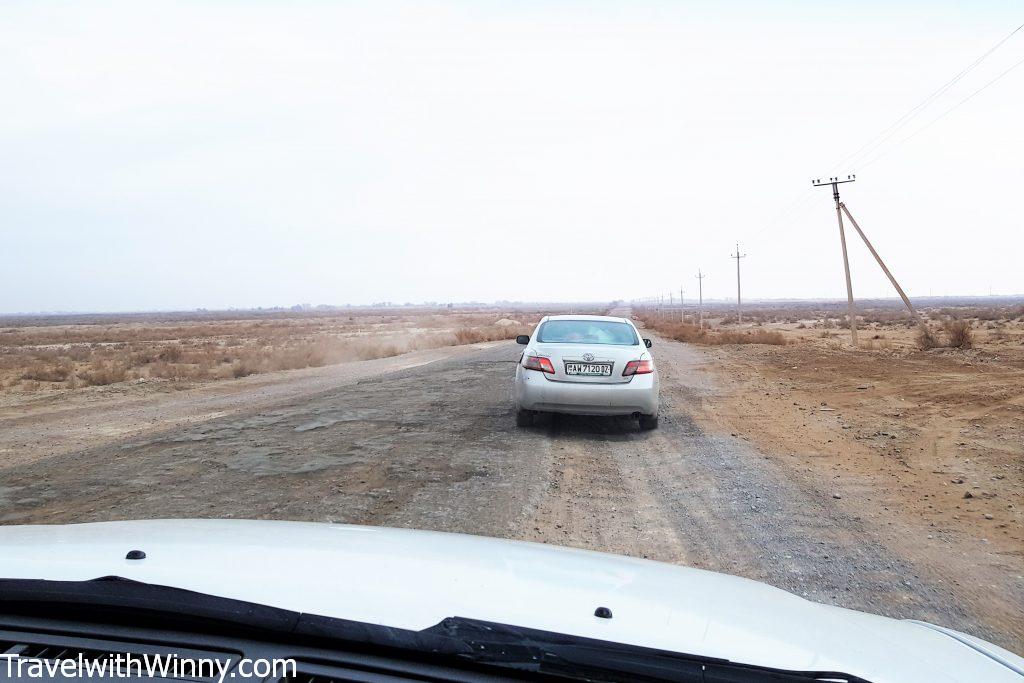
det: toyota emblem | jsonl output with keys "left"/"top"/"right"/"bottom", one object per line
{"left": 582, "top": 353, "right": 595, "bottom": 362}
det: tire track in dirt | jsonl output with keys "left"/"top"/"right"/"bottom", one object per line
{"left": 516, "top": 413, "right": 692, "bottom": 564}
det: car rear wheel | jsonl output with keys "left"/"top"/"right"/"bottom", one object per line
{"left": 639, "top": 413, "right": 659, "bottom": 430}
{"left": 516, "top": 409, "right": 534, "bottom": 427}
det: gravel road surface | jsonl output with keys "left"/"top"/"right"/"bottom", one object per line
{"left": 1, "top": 335, "right": 1018, "bottom": 650}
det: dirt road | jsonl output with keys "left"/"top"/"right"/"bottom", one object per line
{"left": 1, "top": 334, "right": 1020, "bottom": 651}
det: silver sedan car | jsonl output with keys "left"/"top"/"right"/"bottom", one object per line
{"left": 514, "top": 315, "right": 660, "bottom": 429}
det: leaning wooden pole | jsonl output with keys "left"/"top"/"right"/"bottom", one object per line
{"left": 839, "top": 203, "right": 929, "bottom": 335}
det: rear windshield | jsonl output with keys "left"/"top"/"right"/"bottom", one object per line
{"left": 536, "top": 320, "right": 639, "bottom": 345}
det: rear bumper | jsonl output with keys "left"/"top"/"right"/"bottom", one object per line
{"left": 515, "top": 370, "right": 659, "bottom": 416}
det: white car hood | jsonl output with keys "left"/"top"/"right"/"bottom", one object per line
{"left": 0, "top": 519, "right": 1020, "bottom": 682}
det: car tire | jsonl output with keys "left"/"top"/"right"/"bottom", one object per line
{"left": 516, "top": 409, "right": 534, "bottom": 427}
{"left": 639, "top": 413, "right": 659, "bottom": 430}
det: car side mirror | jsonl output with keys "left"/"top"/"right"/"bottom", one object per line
{"left": 643, "top": 338, "right": 653, "bottom": 348}
{"left": 516, "top": 335, "right": 530, "bottom": 345}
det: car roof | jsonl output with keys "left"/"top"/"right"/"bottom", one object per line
{"left": 542, "top": 314, "right": 631, "bottom": 323}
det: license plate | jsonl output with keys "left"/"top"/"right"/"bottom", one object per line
{"left": 565, "top": 362, "right": 612, "bottom": 376}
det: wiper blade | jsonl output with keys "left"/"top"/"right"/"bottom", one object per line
{"left": 424, "top": 617, "right": 870, "bottom": 683}
{"left": 0, "top": 578, "right": 870, "bottom": 682}
{"left": 0, "top": 577, "right": 451, "bottom": 654}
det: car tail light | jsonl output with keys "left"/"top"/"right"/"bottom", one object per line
{"left": 622, "top": 359, "right": 653, "bottom": 376}
{"left": 523, "top": 355, "right": 555, "bottom": 374}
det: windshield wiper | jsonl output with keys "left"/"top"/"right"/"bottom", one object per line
{"left": 0, "top": 577, "right": 870, "bottom": 682}
{"left": 422, "top": 616, "right": 869, "bottom": 682}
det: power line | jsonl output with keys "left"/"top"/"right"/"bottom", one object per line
{"left": 740, "top": 20, "right": 1024, "bottom": 247}
{"left": 860, "top": 52, "right": 1024, "bottom": 169}
{"left": 743, "top": 190, "right": 820, "bottom": 247}
{"left": 834, "top": 21, "right": 1024, "bottom": 172}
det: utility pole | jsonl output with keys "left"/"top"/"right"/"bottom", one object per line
{"left": 813, "top": 175, "right": 858, "bottom": 347}
{"left": 695, "top": 270, "right": 705, "bottom": 330}
{"left": 812, "top": 175, "right": 929, "bottom": 342}
{"left": 730, "top": 243, "right": 746, "bottom": 324}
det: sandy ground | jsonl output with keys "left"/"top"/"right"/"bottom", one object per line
{"left": 692, "top": 336, "right": 1023, "bottom": 651}
{"left": 1, "top": 327, "right": 1020, "bottom": 652}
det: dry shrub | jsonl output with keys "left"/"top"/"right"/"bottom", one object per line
{"left": 149, "top": 360, "right": 211, "bottom": 380}
{"left": 643, "top": 320, "right": 785, "bottom": 346}
{"left": 943, "top": 320, "right": 973, "bottom": 349}
{"left": 863, "top": 338, "right": 893, "bottom": 351}
{"left": 158, "top": 344, "right": 184, "bottom": 362}
{"left": 375, "top": 343, "right": 401, "bottom": 359}
{"left": 79, "top": 360, "right": 130, "bottom": 386}
{"left": 657, "top": 323, "right": 707, "bottom": 343}
{"left": 916, "top": 327, "right": 939, "bottom": 350}
{"left": 130, "top": 347, "right": 159, "bottom": 365}
{"left": 716, "top": 328, "right": 787, "bottom": 345}
{"left": 224, "top": 337, "right": 410, "bottom": 377}
{"left": 20, "top": 360, "right": 74, "bottom": 382}
{"left": 64, "top": 345, "right": 92, "bottom": 362}
{"left": 265, "top": 343, "right": 329, "bottom": 370}
{"left": 453, "top": 325, "right": 521, "bottom": 345}
{"left": 231, "top": 360, "right": 260, "bottom": 378}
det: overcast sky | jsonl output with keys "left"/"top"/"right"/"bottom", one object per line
{"left": 2, "top": 1, "right": 1022, "bottom": 313}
